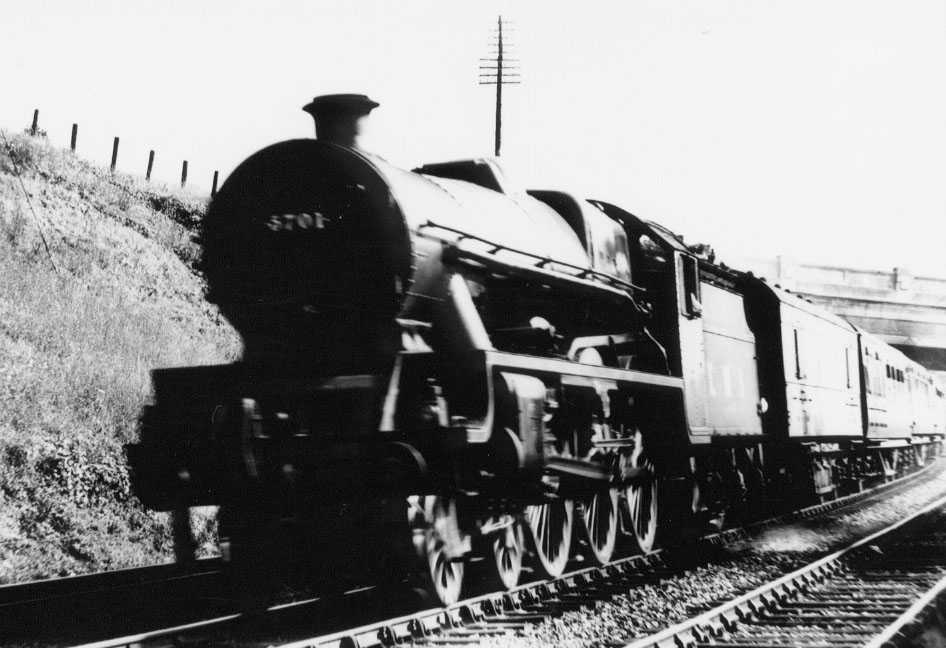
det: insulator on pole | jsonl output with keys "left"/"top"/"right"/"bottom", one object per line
{"left": 479, "top": 15, "right": 520, "bottom": 157}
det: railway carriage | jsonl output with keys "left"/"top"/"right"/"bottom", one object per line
{"left": 857, "top": 330, "right": 943, "bottom": 470}
{"left": 127, "top": 95, "right": 945, "bottom": 608}
{"left": 907, "top": 356, "right": 946, "bottom": 446}
{"left": 741, "top": 281, "right": 864, "bottom": 498}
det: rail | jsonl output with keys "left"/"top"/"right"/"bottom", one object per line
{"left": 71, "top": 458, "right": 943, "bottom": 648}
{"left": 0, "top": 557, "right": 220, "bottom": 609}
{"left": 625, "top": 491, "right": 946, "bottom": 648}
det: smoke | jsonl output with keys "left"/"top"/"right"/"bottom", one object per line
{"left": 749, "top": 524, "right": 831, "bottom": 554}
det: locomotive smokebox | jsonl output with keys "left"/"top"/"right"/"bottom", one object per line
{"left": 303, "top": 93, "right": 379, "bottom": 148}
{"left": 202, "top": 136, "right": 413, "bottom": 375}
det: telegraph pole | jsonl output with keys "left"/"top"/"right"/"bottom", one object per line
{"left": 479, "top": 16, "right": 520, "bottom": 157}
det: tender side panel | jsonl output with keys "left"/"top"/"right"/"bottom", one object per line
{"left": 781, "top": 303, "right": 861, "bottom": 439}
{"left": 678, "top": 291, "right": 707, "bottom": 433}
{"left": 693, "top": 283, "right": 763, "bottom": 436}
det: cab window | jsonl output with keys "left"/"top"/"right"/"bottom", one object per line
{"left": 680, "top": 255, "right": 701, "bottom": 317}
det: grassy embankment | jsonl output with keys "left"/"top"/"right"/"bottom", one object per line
{"left": 0, "top": 131, "right": 240, "bottom": 582}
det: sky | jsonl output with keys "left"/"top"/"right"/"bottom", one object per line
{"left": 3, "top": 0, "right": 945, "bottom": 275}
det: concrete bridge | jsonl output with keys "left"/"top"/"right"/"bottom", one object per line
{"left": 734, "top": 257, "right": 946, "bottom": 381}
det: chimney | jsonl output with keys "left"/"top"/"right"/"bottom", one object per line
{"left": 303, "top": 93, "right": 379, "bottom": 148}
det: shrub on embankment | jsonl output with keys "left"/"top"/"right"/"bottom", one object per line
{"left": 0, "top": 132, "right": 240, "bottom": 582}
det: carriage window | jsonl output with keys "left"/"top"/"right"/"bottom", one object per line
{"left": 844, "top": 347, "right": 851, "bottom": 388}
{"left": 793, "top": 329, "right": 802, "bottom": 380}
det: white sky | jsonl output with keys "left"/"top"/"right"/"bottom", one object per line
{"left": 3, "top": 0, "right": 945, "bottom": 275}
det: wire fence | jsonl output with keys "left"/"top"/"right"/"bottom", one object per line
{"left": 24, "top": 108, "right": 220, "bottom": 196}
{"left": 3, "top": 108, "right": 217, "bottom": 274}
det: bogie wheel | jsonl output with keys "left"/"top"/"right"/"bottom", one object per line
{"left": 489, "top": 517, "right": 525, "bottom": 590}
{"left": 625, "top": 429, "right": 658, "bottom": 553}
{"left": 525, "top": 498, "right": 574, "bottom": 578}
{"left": 579, "top": 488, "right": 620, "bottom": 565}
{"left": 409, "top": 495, "right": 466, "bottom": 605}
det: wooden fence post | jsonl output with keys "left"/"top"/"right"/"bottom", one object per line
{"left": 180, "top": 160, "right": 188, "bottom": 187}
{"left": 146, "top": 150, "right": 155, "bottom": 181}
{"left": 30, "top": 110, "right": 39, "bottom": 136}
{"left": 110, "top": 137, "right": 119, "bottom": 173}
{"left": 211, "top": 170, "right": 219, "bottom": 197}
{"left": 70, "top": 124, "right": 78, "bottom": 152}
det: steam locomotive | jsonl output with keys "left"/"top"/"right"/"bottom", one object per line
{"left": 129, "top": 94, "right": 946, "bottom": 606}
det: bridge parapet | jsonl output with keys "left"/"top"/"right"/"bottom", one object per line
{"left": 736, "top": 256, "right": 946, "bottom": 380}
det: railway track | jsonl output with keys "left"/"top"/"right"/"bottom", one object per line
{"left": 627, "top": 493, "right": 946, "bottom": 648}
{"left": 0, "top": 559, "right": 224, "bottom": 642}
{"left": 69, "top": 458, "right": 946, "bottom": 648}
{"left": 0, "top": 558, "right": 221, "bottom": 608}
